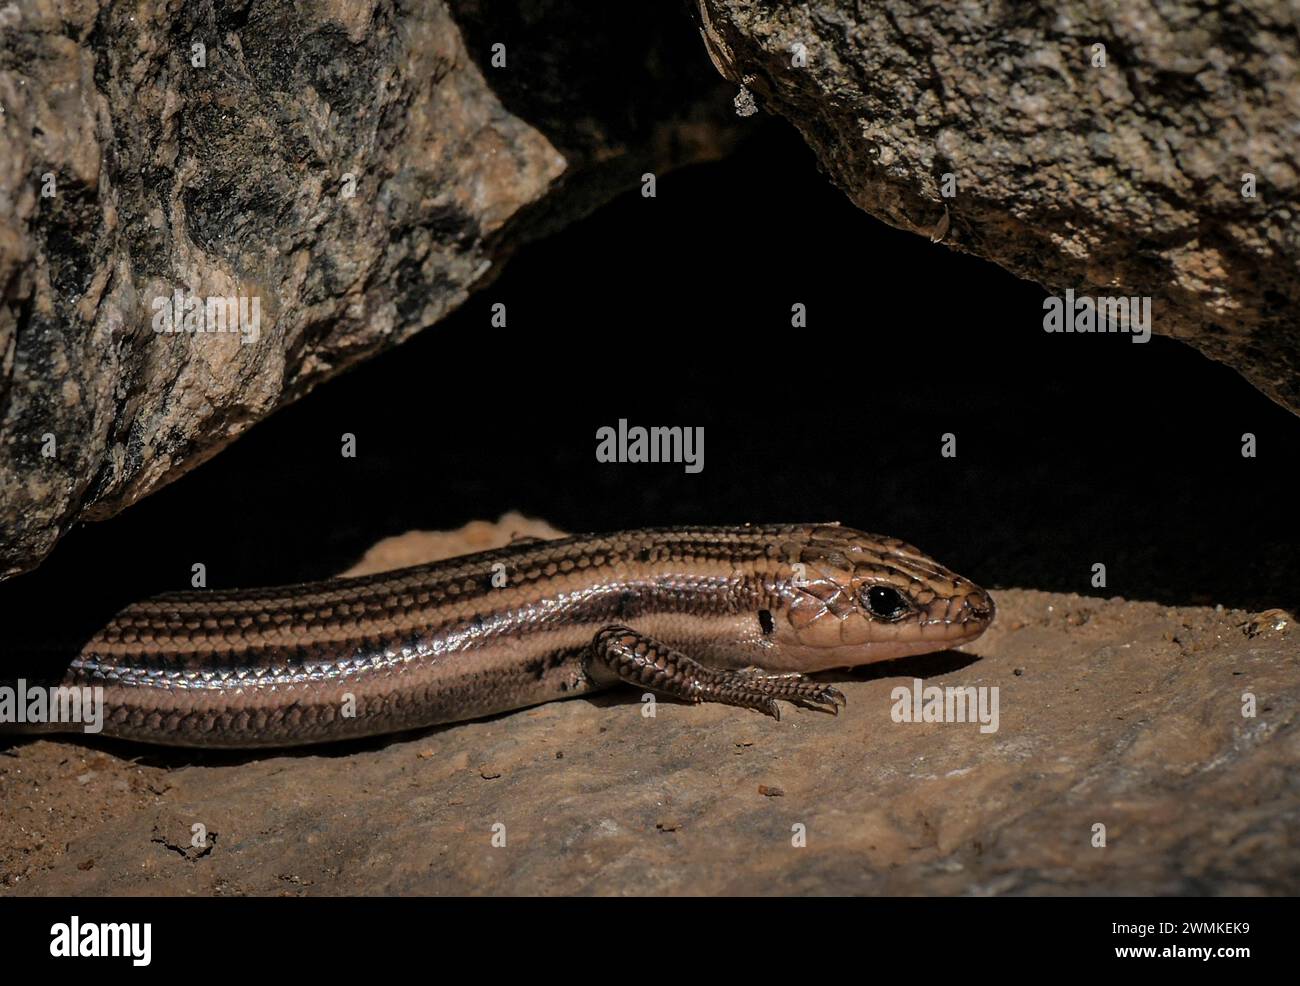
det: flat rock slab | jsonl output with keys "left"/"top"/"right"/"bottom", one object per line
{"left": 2, "top": 574, "right": 1295, "bottom": 894}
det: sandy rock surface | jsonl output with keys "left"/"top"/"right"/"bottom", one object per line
{"left": 2, "top": 517, "right": 1294, "bottom": 895}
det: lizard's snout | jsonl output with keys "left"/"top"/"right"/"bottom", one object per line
{"left": 941, "top": 583, "right": 996, "bottom": 641}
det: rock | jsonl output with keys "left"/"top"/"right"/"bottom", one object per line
{"left": 341, "top": 511, "right": 564, "bottom": 576}
{"left": 0, "top": 1, "right": 737, "bottom": 580}
{"left": 1, "top": 518, "right": 1296, "bottom": 894}
{"left": 692, "top": 0, "right": 1300, "bottom": 415}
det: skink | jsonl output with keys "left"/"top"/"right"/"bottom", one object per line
{"left": 2, "top": 524, "right": 994, "bottom": 747}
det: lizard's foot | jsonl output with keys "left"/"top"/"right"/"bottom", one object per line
{"left": 588, "top": 625, "right": 846, "bottom": 720}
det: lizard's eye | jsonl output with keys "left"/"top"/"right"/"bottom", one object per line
{"left": 863, "top": 585, "right": 910, "bottom": 621}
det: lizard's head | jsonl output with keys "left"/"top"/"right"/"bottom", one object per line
{"left": 765, "top": 525, "right": 995, "bottom": 670}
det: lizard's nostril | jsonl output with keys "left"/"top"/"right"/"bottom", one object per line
{"left": 952, "top": 592, "right": 992, "bottom": 626}
{"left": 970, "top": 592, "right": 995, "bottom": 621}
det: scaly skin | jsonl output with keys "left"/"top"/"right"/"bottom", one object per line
{"left": 0, "top": 525, "right": 994, "bottom": 747}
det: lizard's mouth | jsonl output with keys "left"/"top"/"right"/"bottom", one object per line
{"left": 846, "top": 626, "right": 992, "bottom": 667}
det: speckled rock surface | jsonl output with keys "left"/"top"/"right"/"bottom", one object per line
{"left": 2, "top": 519, "right": 1295, "bottom": 895}
{"left": 693, "top": 0, "right": 1300, "bottom": 416}
{"left": 0, "top": 1, "right": 735, "bottom": 579}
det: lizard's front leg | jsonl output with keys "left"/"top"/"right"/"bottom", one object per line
{"left": 586, "top": 625, "right": 846, "bottom": 720}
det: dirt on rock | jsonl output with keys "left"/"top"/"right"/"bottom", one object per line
{"left": 1, "top": 517, "right": 1295, "bottom": 896}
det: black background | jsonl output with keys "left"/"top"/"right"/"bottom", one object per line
{"left": 3, "top": 123, "right": 1296, "bottom": 640}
